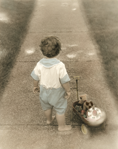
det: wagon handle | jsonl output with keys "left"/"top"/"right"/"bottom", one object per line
{"left": 73, "top": 76, "right": 81, "bottom": 100}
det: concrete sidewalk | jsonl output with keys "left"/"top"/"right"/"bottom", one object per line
{"left": 0, "top": 0, "right": 118, "bottom": 148}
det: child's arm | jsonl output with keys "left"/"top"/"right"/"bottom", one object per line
{"left": 62, "top": 82, "right": 71, "bottom": 99}
{"left": 33, "top": 80, "right": 40, "bottom": 93}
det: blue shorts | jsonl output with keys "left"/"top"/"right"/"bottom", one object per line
{"left": 39, "top": 85, "right": 67, "bottom": 114}
{"left": 40, "top": 97, "right": 67, "bottom": 115}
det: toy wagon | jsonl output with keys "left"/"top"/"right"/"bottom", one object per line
{"left": 72, "top": 76, "right": 106, "bottom": 134}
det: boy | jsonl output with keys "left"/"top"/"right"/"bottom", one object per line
{"left": 31, "top": 36, "right": 71, "bottom": 131}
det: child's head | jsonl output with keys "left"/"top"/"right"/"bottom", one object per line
{"left": 39, "top": 36, "right": 61, "bottom": 58}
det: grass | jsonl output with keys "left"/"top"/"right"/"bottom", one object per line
{"left": 82, "top": 0, "right": 118, "bottom": 103}
{"left": 0, "top": 0, "right": 35, "bottom": 97}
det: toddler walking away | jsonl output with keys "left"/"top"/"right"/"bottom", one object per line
{"left": 31, "top": 36, "right": 72, "bottom": 131}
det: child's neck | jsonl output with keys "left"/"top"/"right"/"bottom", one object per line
{"left": 44, "top": 56, "right": 57, "bottom": 59}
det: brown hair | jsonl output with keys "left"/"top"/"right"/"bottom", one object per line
{"left": 39, "top": 36, "right": 61, "bottom": 58}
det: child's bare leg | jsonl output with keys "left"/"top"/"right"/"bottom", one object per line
{"left": 44, "top": 109, "right": 55, "bottom": 124}
{"left": 56, "top": 113, "right": 72, "bottom": 131}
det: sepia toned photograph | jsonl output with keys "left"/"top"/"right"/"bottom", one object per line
{"left": 0, "top": 0, "right": 118, "bottom": 148}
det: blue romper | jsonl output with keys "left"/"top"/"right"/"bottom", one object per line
{"left": 31, "top": 58, "right": 70, "bottom": 114}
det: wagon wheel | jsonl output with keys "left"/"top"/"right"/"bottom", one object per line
{"left": 81, "top": 124, "right": 88, "bottom": 135}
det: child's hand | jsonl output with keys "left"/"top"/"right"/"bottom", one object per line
{"left": 33, "top": 87, "right": 40, "bottom": 93}
{"left": 64, "top": 91, "right": 71, "bottom": 99}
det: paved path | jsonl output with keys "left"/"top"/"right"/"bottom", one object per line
{"left": 0, "top": 0, "right": 118, "bottom": 148}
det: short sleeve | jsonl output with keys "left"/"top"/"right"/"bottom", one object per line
{"left": 59, "top": 63, "right": 70, "bottom": 84}
{"left": 31, "top": 63, "right": 40, "bottom": 81}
